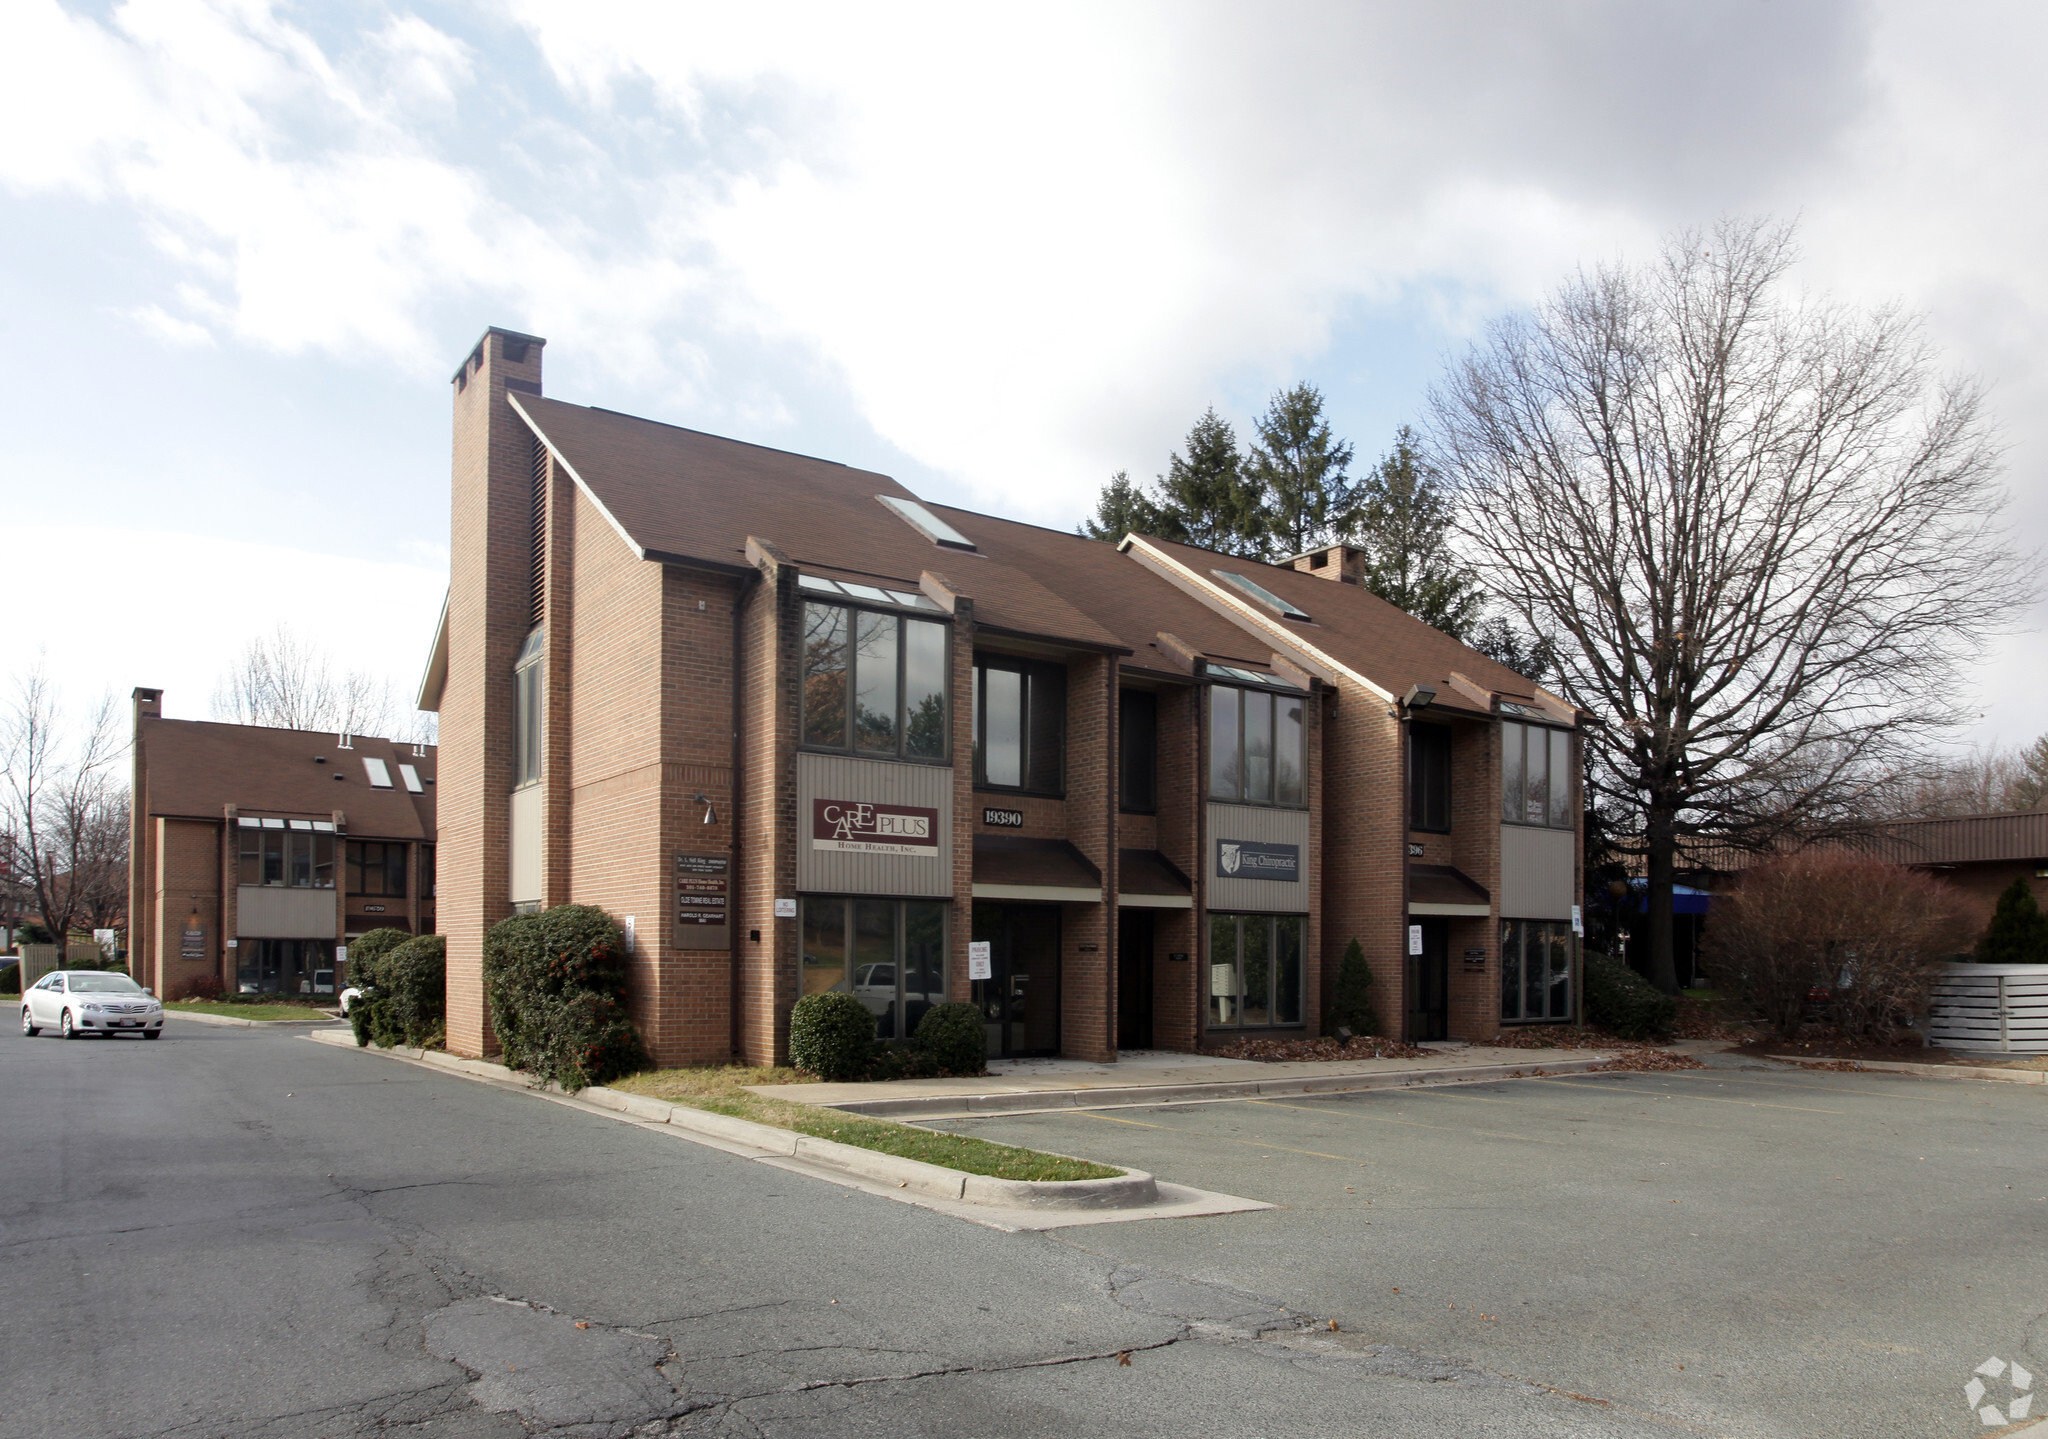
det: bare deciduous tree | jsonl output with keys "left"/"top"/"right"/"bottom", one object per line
{"left": 1430, "top": 217, "right": 2038, "bottom": 993}
{"left": 1, "top": 666, "right": 125, "bottom": 946}
{"left": 211, "top": 623, "right": 432, "bottom": 742}
{"left": 1868, "top": 735, "right": 2048, "bottom": 818}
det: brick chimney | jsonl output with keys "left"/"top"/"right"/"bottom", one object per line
{"left": 441, "top": 327, "right": 545, "bottom": 1058}
{"left": 1291, "top": 545, "right": 1367, "bottom": 584}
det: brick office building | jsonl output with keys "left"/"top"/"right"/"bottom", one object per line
{"left": 425, "top": 328, "right": 1583, "bottom": 1067}
{"left": 128, "top": 689, "right": 437, "bottom": 999}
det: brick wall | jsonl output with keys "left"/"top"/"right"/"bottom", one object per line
{"left": 1151, "top": 682, "right": 1200, "bottom": 1050}
{"left": 736, "top": 548, "right": 798, "bottom": 1065}
{"left": 1442, "top": 715, "right": 1504, "bottom": 1042}
{"left": 1059, "top": 652, "right": 1115, "bottom": 1062}
{"left": 1316, "top": 684, "right": 1407, "bottom": 1039}
{"left": 441, "top": 330, "right": 544, "bottom": 1058}
{"left": 154, "top": 817, "right": 221, "bottom": 1000}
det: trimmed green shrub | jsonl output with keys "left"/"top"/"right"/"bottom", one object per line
{"left": 1584, "top": 950, "right": 1678, "bottom": 1041}
{"left": 364, "top": 934, "right": 445, "bottom": 1049}
{"left": 914, "top": 1001, "right": 988, "bottom": 1076}
{"left": 1326, "top": 938, "right": 1379, "bottom": 1037}
{"left": 788, "top": 991, "right": 879, "bottom": 1080}
{"left": 1976, "top": 878, "right": 2048, "bottom": 965}
{"left": 346, "top": 927, "right": 418, "bottom": 1048}
{"left": 483, "top": 905, "right": 648, "bottom": 1091}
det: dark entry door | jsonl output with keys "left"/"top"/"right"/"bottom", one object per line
{"left": 1406, "top": 918, "right": 1449, "bottom": 1042}
{"left": 1116, "top": 908, "right": 1154, "bottom": 1050}
{"left": 971, "top": 902, "right": 1061, "bottom": 1058}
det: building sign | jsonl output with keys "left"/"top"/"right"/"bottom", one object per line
{"left": 1571, "top": 904, "right": 1584, "bottom": 936}
{"left": 363, "top": 904, "right": 386, "bottom": 913}
{"left": 982, "top": 807, "right": 1025, "bottom": 828}
{"left": 1463, "top": 947, "right": 1486, "bottom": 968}
{"left": 1406, "top": 841, "right": 1425, "bottom": 858}
{"left": 1408, "top": 924, "right": 1424, "bottom": 956}
{"left": 674, "top": 852, "right": 730, "bottom": 950}
{"left": 968, "top": 941, "right": 992, "bottom": 980}
{"left": 811, "top": 800, "right": 940, "bottom": 856}
{"left": 774, "top": 898, "right": 797, "bottom": 918}
{"left": 1215, "top": 839, "right": 1300, "bottom": 882}
{"left": 181, "top": 927, "right": 205, "bottom": 959}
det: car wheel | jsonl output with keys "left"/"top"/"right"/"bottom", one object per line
{"left": 61, "top": 1010, "right": 78, "bottom": 1040}
{"left": 143, "top": 1029, "right": 162, "bottom": 1041}
{"left": 20, "top": 1007, "right": 37, "bottom": 1037}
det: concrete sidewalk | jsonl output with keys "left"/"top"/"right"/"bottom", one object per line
{"left": 750, "top": 1043, "right": 1620, "bottom": 1119}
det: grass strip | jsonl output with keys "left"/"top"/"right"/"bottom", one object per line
{"left": 613, "top": 1065, "right": 1122, "bottom": 1183}
{"left": 167, "top": 1000, "right": 335, "bottom": 1021}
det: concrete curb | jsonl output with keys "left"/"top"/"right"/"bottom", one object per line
{"left": 167, "top": 1008, "right": 346, "bottom": 1029}
{"left": 304, "top": 1029, "right": 1160, "bottom": 1211}
{"left": 813, "top": 1054, "right": 1624, "bottom": 1119}
{"left": 1764, "top": 1054, "right": 2047, "bottom": 1085}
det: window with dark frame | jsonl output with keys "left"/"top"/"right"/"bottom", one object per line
{"left": 1208, "top": 683, "right": 1305, "bottom": 807}
{"left": 420, "top": 844, "right": 435, "bottom": 902}
{"left": 972, "top": 654, "right": 1065, "bottom": 794}
{"left": 801, "top": 599, "right": 949, "bottom": 761}
{"left": 1118, "top": 689, "right": 1157, "bottom": 814}
{"left": 798, "top": 896, "right": 947, "bottom": 1041}
{"left": 236, "top": 819, "right": 335, "bottom": 889}
{"left": 346, "top": 841, "right": 409, "bottom": 898}
{"left": 1500, "top": 719, "right": 1573, "bottom": 828}
{"left": 1207, "top": 913, "right": 1304, "bottom": 1028}
{"left": 1409, "top": 723, "right": 1452, "bottom": 832}
{"left": 1500, "top": 918, "right": 1574, "bottom": 1022}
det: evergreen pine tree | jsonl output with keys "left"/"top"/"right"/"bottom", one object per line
{"left": 1078, "top": 470, "right": 1181, "bottom": 543}
{"left": 1157, "top": 408, "right": 1265, "bottom": 556}
{"left": 1976, "top": 877, "right": 2048, "bottom": 964}
{"left": 1348, "top": 426, "right": 1481, "bottom": 638}
{"left": 1245, "top": 383, "right": 1355, "bottom": 559}
{"left": 1326, "top": 937, "right": 1379, "bottom": 1037}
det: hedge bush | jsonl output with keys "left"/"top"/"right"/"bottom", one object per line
{"left": 346, "top": 927, "right": 415, "bottom": 1048}
{"left": 483, "top": 905, "right": 647, "bottom": 1091}
{"left": 1584, "top": 950, "right": 1678, "bottom": 1041}
{"left": 789, "top": 991, "right": 879, "bottom": 1081}
{"left": 1325, "top": 937, "right": 1380, "bottom": 1038}
{"left": 914, "top": 1001, "right": 987, "bottom": 1076}
{"left": 366, "top": 934, "right": 446, "bottom": 1048}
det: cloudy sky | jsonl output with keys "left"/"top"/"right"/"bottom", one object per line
{"left": 2, "top": 0, "right": 2043, "bottom": 748}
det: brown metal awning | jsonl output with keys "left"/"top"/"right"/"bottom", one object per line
{"left": 1118, "top": 849, "right": 1194, "bottom": 909}
{"left": 1409, "top": 863, "right": 1491, "bottom": 917}
{"left": 972, "top": 835, "right": 1103, "bottom": 903}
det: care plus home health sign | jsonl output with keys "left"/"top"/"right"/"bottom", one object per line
{"left": 810, "top": 800, "right": 941, "bottom": 856}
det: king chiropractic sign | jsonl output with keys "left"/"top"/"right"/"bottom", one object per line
{"left": 811, "top": 800, "right": 941, "bottom": 856}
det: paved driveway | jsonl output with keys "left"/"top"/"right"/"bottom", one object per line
{"left": 919, "top": 1061, "right": 2048, "bottom": 1439}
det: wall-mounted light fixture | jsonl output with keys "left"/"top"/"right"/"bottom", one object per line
{"left": 1402, "top": 683, "right": 1437, "bottom": 711}
{"left": 695, "top": 792, "right": 716, "bottom": 825}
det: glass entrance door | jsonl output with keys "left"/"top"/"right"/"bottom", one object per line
{"left": 970, "top": 902, "right": 1061, "bottom": 1058}
{"left": 1116, "top": 908, "right": 1154, "bottom": 1050}
{"left": 1406, "top": 917, "right": 1449, "bottom": 1041}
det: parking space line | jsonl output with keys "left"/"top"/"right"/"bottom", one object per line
{"left": 1246, "top": 1098, "right": 1569, "bottom": 1145}
{"left": 1063, "top": 1109, "right": 1373, "bottom": 1165}
{"left": 1528, "top": 1079, "right": 1843, "bottom": 1114}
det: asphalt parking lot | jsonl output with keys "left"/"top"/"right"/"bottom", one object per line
{"left": 919, "top": 1061, "right": 2048, "bottom": 1439}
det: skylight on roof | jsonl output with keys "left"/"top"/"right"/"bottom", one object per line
{"left": 1213, "top": 570, "right": 1311, "bottom": 620}
{"left": 796, "top": 574, "right": 940, "bottom": 611}
{"left": 1206, "top": 663, "right": 1306, "bottom": 693}
{"left": 363, "top": 757, "right": 394, "bottom": 788}
{"left": 398, "top": 763, "right": 424, "bottom": 794}
{"left": 876, "top": 495, "right": 976, "bottom": 551}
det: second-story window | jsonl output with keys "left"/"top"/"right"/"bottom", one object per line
{"left": 237, "top": 819, "right": 335, "bottom": 889}
{"left": 1209, "top": 683, "right": 1305, "bottom": 806}
{"left": 972, "top": 655, "right": 1064, "bottom": 793}
{"left": 1502, "top": 719, "right": 1573, "bottom": 828}
{"left": 347, "top": 841, "right": 409, "bottom": 897}
{"left": 1409, "top": 723, "right": 1452, "bottom": 832}
{"left": 1119, "top": 689, "right": 1157, "bottom": 814}
{"left": 513, "top": 628, "right": 543, "bottom": 788}
{"left": 802, "top": 600, "right": 949, "bottom": 760}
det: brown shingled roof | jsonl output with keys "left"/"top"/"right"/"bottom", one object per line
{"left": 513, "top": 395, "right": 1125, "bottom": 652}
{"left": 138, "top": 718, "right": 436, "bottom": 841}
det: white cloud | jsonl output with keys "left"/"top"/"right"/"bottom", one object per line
{"left": 123, "top": 302, "right": 213, "bottom": 347}
{"left": 0, "top": 527, "right": 445, "bottom": 734}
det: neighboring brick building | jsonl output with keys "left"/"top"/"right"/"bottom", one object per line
{"left": 127, "top": 690, "right": 437, "bottom": 999}
{"left": 423, "top": 327, "right": 1584, "bottom": 1067}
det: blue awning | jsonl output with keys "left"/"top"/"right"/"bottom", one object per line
{"left": 1629, "top": 878, "right": 1712, "bottom": 916}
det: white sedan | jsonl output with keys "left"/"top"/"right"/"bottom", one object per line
{"left": 21, "top": 971, "right": 165, "bottom": 1039}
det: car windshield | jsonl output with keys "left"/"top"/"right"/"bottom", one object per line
{"left": 68, "top": 973, "right": 145, "bottom": 994}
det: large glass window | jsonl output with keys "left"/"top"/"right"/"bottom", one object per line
{"left": 347, "top": 841, "right": 408, "bottom": 897}
{"left": 972, "top": 656, "right": 1064, "bottom": 794}
{"left": 1409, "top": 723, "right": 1452, "bottom": 832}
{"left": 1119, "top": 688, "right": 1157, "bottom": 814}
{"left": 513, "top": 628, "right": 543, "bottom": 788}
{"left": 1500, "top": 919, "right": 1574, "bottom": 1022}
{"left": 237, "top": 819, "right": 335, "bottom": 889}
{"left": 803, "top": 601, "right": 949, "bottom": 761}
{"left": 1501, "top": 720, "right": 1573, "bottom": 828}
{"left": 1208, "top": 913, "right": 1303, "bottom": 1028}
{"left": 237, "top": 938, "right": 336, "bottom": 995}
{"left": 799, "top": 896, "right": 948, "bottom": 1041}
{"left": 1209, "top": 685, "right": 1305, "bottom": 806}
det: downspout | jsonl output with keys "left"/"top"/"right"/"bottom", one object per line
{"left": 729, "top": 576, "right": 752, "bottom": 1059}
{"left": 1397, "top": 697, "right": 1411, "bottom": 1042}
{"left": 1106, "top": 657, "right": 1119, "bottom": 1059}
